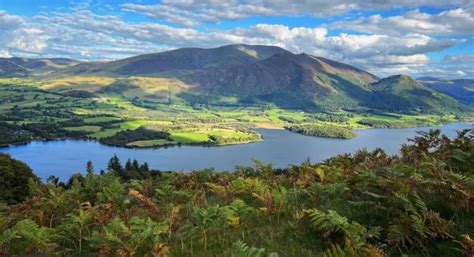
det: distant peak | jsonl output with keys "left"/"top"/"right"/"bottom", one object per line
{"left": 384, "top": 74, "right": 415, "bottom": 81}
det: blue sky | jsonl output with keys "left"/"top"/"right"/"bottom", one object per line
{"left": 0, "top": 0, "right": 473, "bottom": 78}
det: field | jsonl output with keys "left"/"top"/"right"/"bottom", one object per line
{"left": 0, "top": 77, "right": 465, "bottom": 148}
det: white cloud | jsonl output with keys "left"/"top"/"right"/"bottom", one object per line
{"left": 0, "top": 49, "right": 12, "bottom": 58}
{"left": 331, "top": 8, "right": 474, "bottom": 36}
{"left": 0, "top": 5, "right": 470, "bottom": 78}
{"left": 456, "top": 70, "right": 467, "bottom": 76}
{"left": 121, "top": 1, "right": 471, "bottom": 26}
{"left": 0, "top": 10, "right": 24, "bottom": 29}
{"left": 444, "top": 54, "right": 474, "bottom": 63}
{"left": 9, "top": 28, "right": 50, "bottom": 53}
{"left": 0, "top": 11, "right": 50, "bottom": 56}
{"left": 121, "top": 3, "right": 200, "bottom": 27}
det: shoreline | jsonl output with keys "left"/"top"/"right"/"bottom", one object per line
{"left": 1, "top": 121, "right": 471, "bottom": 150}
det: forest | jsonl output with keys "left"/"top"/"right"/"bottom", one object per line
{"left": 0, "top": 129, "right": 473, "bottom": 256}
{"left": 285, "top": 124, "right": 356, "bottom": 139}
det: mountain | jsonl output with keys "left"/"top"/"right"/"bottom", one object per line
{"left": 1, "top": 44, "right": 470, "bottom": 114}
{"left": 62, "top": 44, "right": 290, "bottom": 76}
{"left": 0, "top": 57, "right": 80, "bottom": 76}
{"left": 418, "top": 77, "right": 474, "bottom": 106}
{"left": 180, "top": 52, "right": 378, "bottom": 109}
{"left": 367, "top": 75, "right": 466, "bottom": 113}
{"left": 0, "top": 60, "right": 28, "bottom": 77}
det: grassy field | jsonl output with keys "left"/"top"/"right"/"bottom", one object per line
{"left": 126, "top": 139, "right": 176, "bottom": 147}
{"left": 0, "top": 77, "right": 468, "bottom": 148}
{"left": 64, "top": 126, "right": 102, "bottom": 133}
{"left": 170, "top": 132, "right": 210, "bottom": 143}
{"left": 40, "top": 76, "right": 116, "bottom": 91}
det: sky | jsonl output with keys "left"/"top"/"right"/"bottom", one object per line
{"left": 0, "top": 0, "right": 473, "bottom": 78}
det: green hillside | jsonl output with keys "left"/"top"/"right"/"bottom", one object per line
{"left": 368, "top": 75, "right": 467, "bottom": 113}
{"left": 418, "top": 77, "right": 474, "bottom": 106}
{"left": 0, "top": 44, "right": 471, "bottom": 115}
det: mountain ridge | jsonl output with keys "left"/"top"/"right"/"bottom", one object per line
{"left": 0, "top": 44, "right": 470, "bottom": 114}
{"left": 417, "top": 77, "right": 474, "bottom": 106}
{"left": 0, "top": 57, "right": 80, "bottom": 76}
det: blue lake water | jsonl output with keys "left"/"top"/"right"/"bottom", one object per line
{"left": 1, "top": 123, "right": 472, "bottom": 181}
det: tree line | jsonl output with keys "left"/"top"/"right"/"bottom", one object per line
{"left": 286, "top": 124, "right": 356, "bottom": 139}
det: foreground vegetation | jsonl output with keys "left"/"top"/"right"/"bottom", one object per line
{"left": 0, "top": 129, "right": 473, "bottom": 256}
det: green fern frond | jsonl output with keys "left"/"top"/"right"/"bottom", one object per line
{"left": 232, "top": 240, "right": 278, "bottom": 257}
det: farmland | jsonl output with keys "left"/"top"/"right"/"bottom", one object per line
{"left": 0, "top": 77, "right": 462, "bottom": 148}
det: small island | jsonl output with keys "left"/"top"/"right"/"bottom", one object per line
{"left": 285, "top": 124, "right": 356, "bottom": 139}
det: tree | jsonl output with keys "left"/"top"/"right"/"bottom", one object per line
{"left": 0, "top": 153, "right": 38, "bottom": 204}
{"left": 86, "top": 160, "right": 94, "bottom": 176}
{"left": 125, "top": 158, "right": 132, "bottom": 171}
{"left": 132, "top": 159, "right": 140, "bottom": 171}
{"left": 140, "top": 162, "right": 150, "bottom": 173}
{"left": 107, "top": 154, "right": 124, "bottom": 177}
{"left": 66, "top": 173, "right": 84, "bottom": 188}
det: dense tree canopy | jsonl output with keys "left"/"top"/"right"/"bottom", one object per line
{"left": 0, "top": 153, "right": 38, "bottom": 204}
{"left": 286, "top": 124, "right": 356, "bottom": 139}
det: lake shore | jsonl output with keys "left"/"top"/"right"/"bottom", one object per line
{"left": 1, "top": 123, "right": 471, "bottom": 181}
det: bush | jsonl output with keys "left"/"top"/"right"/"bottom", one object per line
{"left": 0, "top": 153, "right": 38, "bottom": 204}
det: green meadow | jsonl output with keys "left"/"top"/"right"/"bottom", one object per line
{"left": 0, "top": 77, "right": 466, "bottom": 148}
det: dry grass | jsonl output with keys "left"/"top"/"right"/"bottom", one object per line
{"left": 118, "top": 77, "right": 189, "bottom": 98}
{"left": 40, "top": 76, "right": 116, "bottom": 91}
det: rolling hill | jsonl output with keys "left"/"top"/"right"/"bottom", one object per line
{"left": 0, "top": 60, "right": 28, "bottom": 77}
{"left": 0, "top": 57, "right": 80, "bottom": 76}
{"left": 368, "top": 75, "right": 466, "bottom": 113}
{"left": 1, "top": 44, "right": 470, "bottom": 114}
{"left": 418, "top": 77, "right": 474, "bottom": 106}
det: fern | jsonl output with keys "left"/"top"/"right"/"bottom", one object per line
{"left": 232, "top": 240, "right": 278, "bottom": 257}
{"left": 323, "top": 242, "right": 359, "bottom": 257}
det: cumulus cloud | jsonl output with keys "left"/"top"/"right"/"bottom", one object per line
{"left": 0, "top": 49, "right": 12, "bottom": 58}
{"left": 0, "top": 2, "right": 471, "bottom": 78}
{"left": 0, "top": 10, "right": 24, "bottom": 29}
{"left": 0, "top": 11, "right": 50, "bottom": 55}
{"left": 121, "top": 0, "right": 471, "bottom": 26}
{"left": 9, "top": 28, "right": 50, "bottom": 53}
{"left": 331, "top": 8, "right": 474, "bottom": 36}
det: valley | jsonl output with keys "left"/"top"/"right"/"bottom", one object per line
{"left": 0, "top": 76, "right": 461, "bottom": 148}
{"left": 0, "top": 45, "right": 472, "bottom": 148}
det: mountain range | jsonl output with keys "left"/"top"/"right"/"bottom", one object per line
{"left": 0, "top": 44, "right": 471, "bottom": 113}
{"left": 418, "top": 77, "right": 474, "bottom": 106}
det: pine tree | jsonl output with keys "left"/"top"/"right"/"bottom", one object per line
{"left": 125, "top": 158, "right": 132, "bottom": 171}
{"left": 139, "top": 162, "right": 151, "bottom": 178}
{"left": 132, "top": 159, "right": 140, "bottom": 171}
{"left": 140, "top": 162, "right": 149, "bottom": 172}
{"left": 107, "top": 154, "right": 123, "bottom": 177}
{"left": 86, "top": 160, "right": 94, "bottom": 176}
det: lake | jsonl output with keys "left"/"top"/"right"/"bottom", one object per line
{"left": 1, "top": 123, "right": 472, "bottom": 181}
